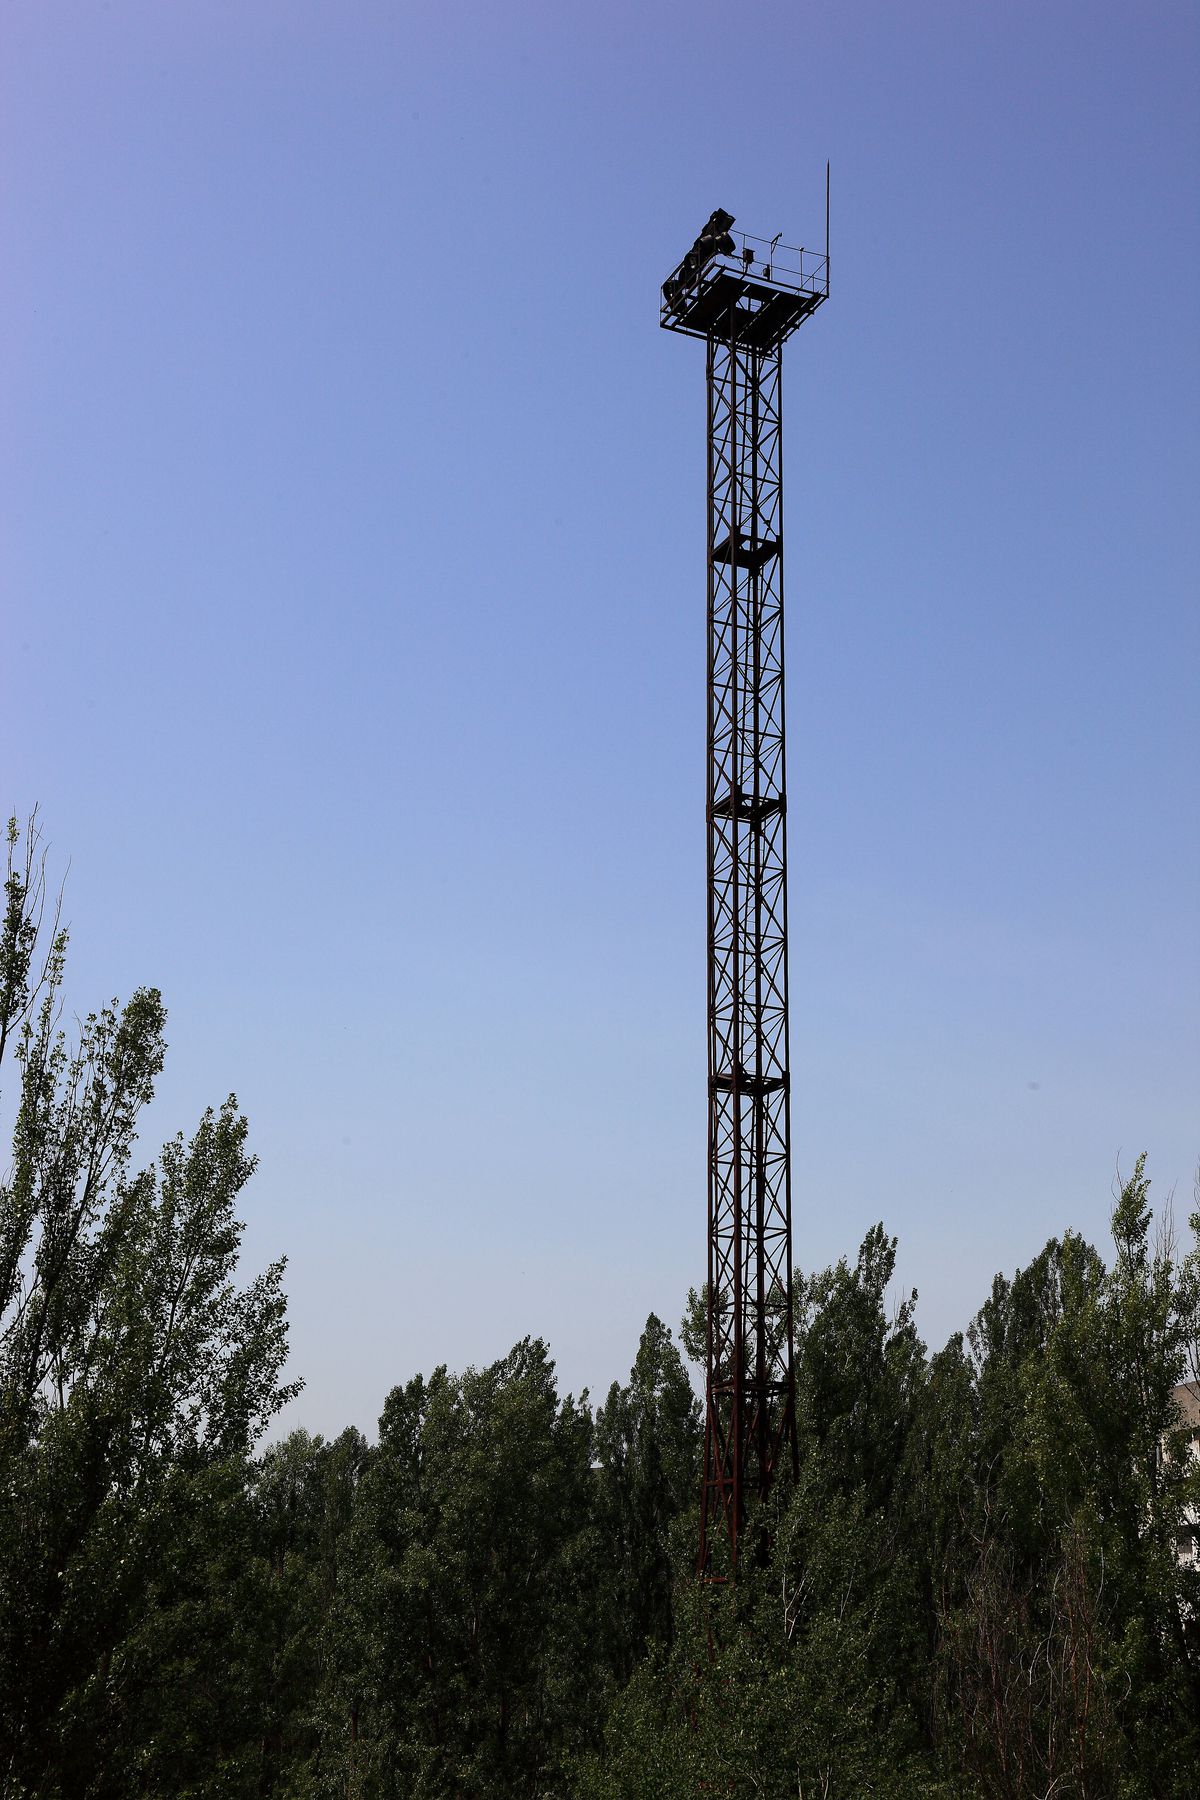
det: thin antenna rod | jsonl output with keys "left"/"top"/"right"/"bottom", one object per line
{"left": 825, "top": 160, "right": 830, "bottom": 273}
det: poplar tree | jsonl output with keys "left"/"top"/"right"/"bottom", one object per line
{"left": 0, "top": 815, "right": 299, "bottom": 1793}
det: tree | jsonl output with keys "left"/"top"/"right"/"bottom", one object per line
{"left": 250, "top": 1425, "right": 373, "bottom": 1794}
{"left": 593, "top": 1314, "right": 701, "bottom": 1683}
{"left": 581, "top": 1230, "right": 945, "bottom": 1799}
{"left": 0, "top": 813, "right": 299, "bottom": 1795}
{"left": 936, "top": 1160, "right": 1200, "bottom": 1797}
{"left": 321, "top": 1337, "right": 600, "bottom": 1798}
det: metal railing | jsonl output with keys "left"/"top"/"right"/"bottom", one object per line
{"left": 723, "top": 230, "right": 829, "bottom": 296}
{"left": 660, "top": 229, "right": 829, "bottom": 331}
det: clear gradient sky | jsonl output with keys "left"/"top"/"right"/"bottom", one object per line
{"left": 2, "top": 1, "right": 1197, "bottom": 1437}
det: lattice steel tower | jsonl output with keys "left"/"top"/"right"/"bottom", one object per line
{"left": 661, "top": 206, "right": 828, "bottom": 1577}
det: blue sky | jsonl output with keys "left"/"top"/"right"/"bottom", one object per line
{"left": 3, "top": 1, "right": 1197, "bottom": 1435}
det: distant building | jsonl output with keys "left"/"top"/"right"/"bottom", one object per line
{"left": 1171, "top": 1379, "right": 1200, "bottom": 1568}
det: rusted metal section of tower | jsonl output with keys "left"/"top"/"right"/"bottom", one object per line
{"left": 661, "top": 207, "right": 828, "bottom": 1577}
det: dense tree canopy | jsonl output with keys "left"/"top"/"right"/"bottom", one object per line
{"left": 2, "top": 814, "right": 1197, "bottom": 1798}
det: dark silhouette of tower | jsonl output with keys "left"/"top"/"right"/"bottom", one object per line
{"left": 661, "top": 204, "right": 828, "bottom": 1576}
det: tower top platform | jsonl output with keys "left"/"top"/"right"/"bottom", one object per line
{"left": 660, "top": 217, "right": 828, "bottom": 349}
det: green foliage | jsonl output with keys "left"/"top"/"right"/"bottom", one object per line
{"left": 588, "top": 1197, "right": 1200, "bottom": 1798}
{"left": 0, "top": 815, "right": 300, "bottom": 1795}
{"left": 593, "top": 1314, "right": 701, "bottom": 1682}
{"left": 581, "top": 1228, "right": 943, "bottom": 1799}
{"left": 934, "top": 1157, "right": 1200, "bottom": 1797}
{"left": 312, "top": 1338, "right": 600, "bottom": 1797}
